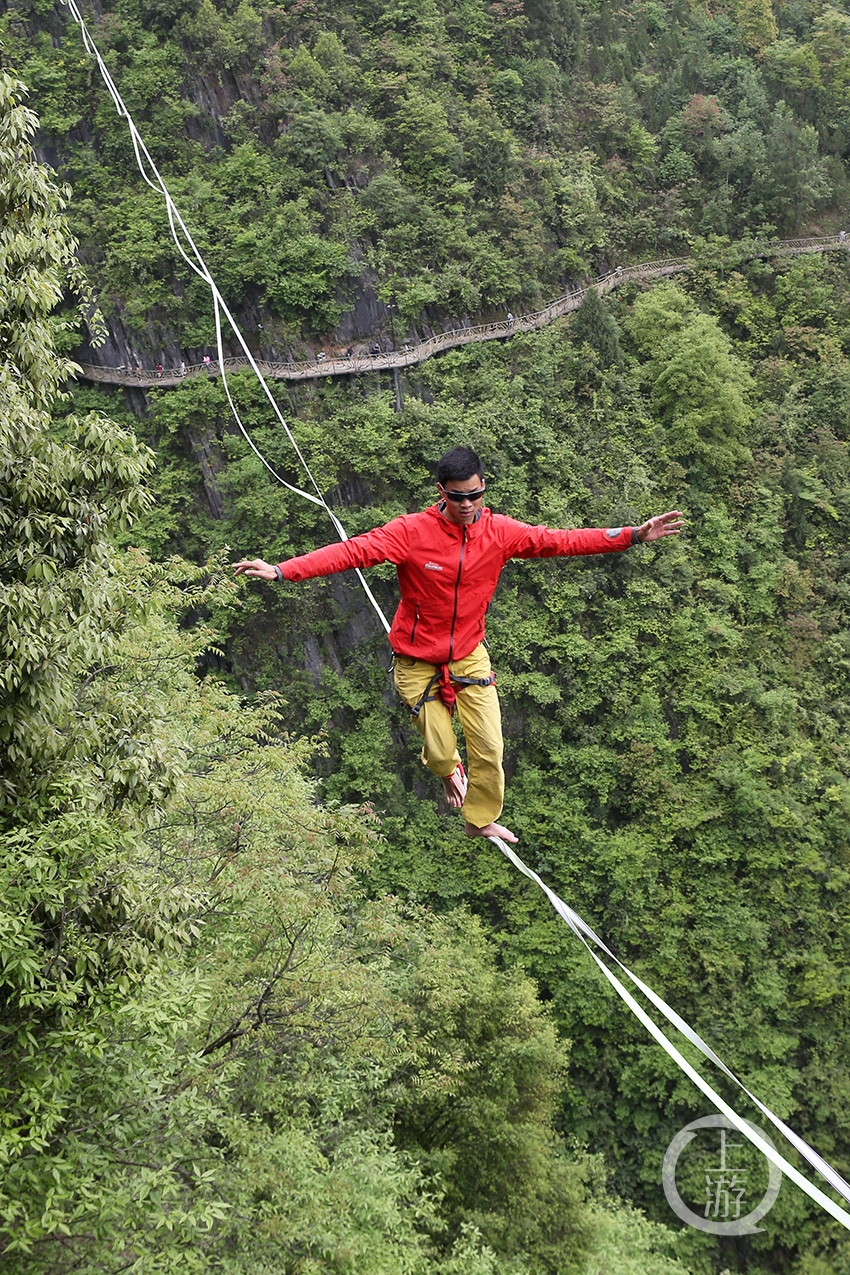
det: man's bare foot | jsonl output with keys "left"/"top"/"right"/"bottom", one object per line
{"left": 442, "top": 764, "right": 467, "bottom": 809}
{"left": 465, "top": 820, "right": 518, "bottom": 844}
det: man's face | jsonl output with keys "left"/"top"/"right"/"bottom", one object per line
{"left": 437, "top": 473, "right": 487, "bottom": 526}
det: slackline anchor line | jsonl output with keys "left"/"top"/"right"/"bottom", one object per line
{"left": 488, "top": 833, "right": 850, "bottom": 1230}
{"left": 59, "top": 0, "right": 392, "bottom": 639}
{"left": 61, "top": 0, "right": 850, "bottom": 1234}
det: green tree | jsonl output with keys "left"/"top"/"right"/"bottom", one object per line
{"left": 570, "top": 285, "right": 622, "bottom": 369}
{"left": 390, "top": 908, "right": 591, "bottom": 1270}
{"left": 736, "top": 0, "right": 778, "bottom": 56}
{"left": 627, "top": 281, "right": 753, "bottom": 478}
{"left": 0, "top": 70, "right": 157, "bottom": 810}
{"left": 0, "top": 71, "right": 219, "bottom": 1265}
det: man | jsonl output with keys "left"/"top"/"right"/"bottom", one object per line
{"left": 234, "top": 446, "right": 683, "bottom": 844}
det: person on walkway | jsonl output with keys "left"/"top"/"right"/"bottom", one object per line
{"left": 233, "top": 447, "right": 683, "bottom": 843}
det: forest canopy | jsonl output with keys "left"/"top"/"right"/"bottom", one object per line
{"left": 3, "top": 0, "right": 850, "bottom": 1271}
{"left": 0, "top": 64, "right": 695, "bottom": 1275}
{"left": 2, "top": 0, "right": 849, "bottom": 352}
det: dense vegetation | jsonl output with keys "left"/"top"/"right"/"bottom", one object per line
{"left": 3, "top": 0, "right": 850, "bottom": 353}
{"left": 1, "top": 71, "right": 698, "bottom": 1274}
{"left": 98, "top": 241, "right": 850, "bottom": 1275}
{"left": 4, "top": 0, "right": 850, "bottom": 1270}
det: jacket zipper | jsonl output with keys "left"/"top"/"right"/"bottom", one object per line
{"left": 448, "top": 527, "right": 467, "bottom": 661}
{"left": 411, "top": 605, "right": 419, "bottom": 643}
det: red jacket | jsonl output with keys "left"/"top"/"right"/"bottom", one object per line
{"left": 280, "top": 504, "right": 634, "bottom": 664}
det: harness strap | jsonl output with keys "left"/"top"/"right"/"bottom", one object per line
{"left": 406, "top": 663, "right": 496, "bottom": 718}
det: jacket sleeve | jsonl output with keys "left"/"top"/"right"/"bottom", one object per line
{"left": 279, "top": 517, "right": 409, "bottom": 581}
{"left": 498, "top": 517, "right": 635, "bottom": 560}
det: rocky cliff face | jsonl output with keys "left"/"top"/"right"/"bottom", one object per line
{"left": 28, "top": 9, "right": 519, "bottom": 372}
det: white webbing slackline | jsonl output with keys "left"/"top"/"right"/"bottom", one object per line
{"left": 491, "top": 835, "right": 850, "bottom": 1229}
{"left": 60, "top": 0, "right": 850, "bottom": 1231}
{"left": 60, "top": 0, "right": 391, "bottom": 636}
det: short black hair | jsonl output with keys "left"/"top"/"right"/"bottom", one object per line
{"left": 437, "top": 446, "right": 484, "bottom": 486}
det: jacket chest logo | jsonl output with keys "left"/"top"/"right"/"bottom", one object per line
{"left": 424, "top": 561, "right": 444, "bottom": 572}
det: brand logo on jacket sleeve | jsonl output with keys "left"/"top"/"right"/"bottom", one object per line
{"left": 606, "top": 527, "right": 623, "bottom": 539}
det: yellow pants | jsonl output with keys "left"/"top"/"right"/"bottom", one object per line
{"left": 393, "top": 644, "right": 504, "bottom": 828}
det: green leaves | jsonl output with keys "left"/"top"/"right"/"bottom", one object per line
{"left": 628, "top": 282, "right": 753, "bottom": 479}
{"left": 2, "top": 100, "right": 689, "bottom": 1266}
{"left": 132, "top": 249, "right": 850, "bottom": 1269}
{"left": 0, "top": 73, "right": 88, "bottom": 408}
{"left": 570, "top": 286, "right": 622, "bottom": 371}
{"left": 0, "top": 79, "right": 159, "bottom": 817}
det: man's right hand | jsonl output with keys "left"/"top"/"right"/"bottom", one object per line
{"left": 233, "top": 558, "right": 278, "bottom": 581}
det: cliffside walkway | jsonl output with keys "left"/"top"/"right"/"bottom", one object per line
{"left": 78, "top": 234, "right": 848, "bottom": 390}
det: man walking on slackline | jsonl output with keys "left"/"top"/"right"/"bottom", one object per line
{"left": 234, "top": 446, "right": 683, "bottom": 844}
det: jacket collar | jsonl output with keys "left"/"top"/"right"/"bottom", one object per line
{"left": 426, "top": 502, "right": 489, "bottom": 537}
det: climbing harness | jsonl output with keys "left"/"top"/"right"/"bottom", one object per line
{"left": 401, "top": 660, "right": 497, "bottom": 717}
{"left": 59, "top": 1, "right": 850, "bottom": 1231}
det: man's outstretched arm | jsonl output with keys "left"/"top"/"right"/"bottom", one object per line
{"left": 505, "top": 509, "right": 685, "bottom": 559}
{"left": 233, "top": 518, "right": 411, "bottom": 583}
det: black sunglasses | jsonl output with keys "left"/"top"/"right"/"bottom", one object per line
{"left": 440, "top": 485, "right": 487, "bottom": 503}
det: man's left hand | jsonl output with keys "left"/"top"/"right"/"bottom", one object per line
{"left": 635, "top": 511, "right": 685, "bottom": 543}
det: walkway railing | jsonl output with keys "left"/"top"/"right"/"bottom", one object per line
{"left": 77, "top": 234, "right": 848, "bottom": 389}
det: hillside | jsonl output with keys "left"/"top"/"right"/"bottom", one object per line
{"left": 3, "top": 0, "right": 850, "bottom": 1271}
{"left": 3, "top": 0, "right": 849, "bottom": 362}
{"left": 1, "top": 68, "right": 700, "bottom": 1275}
